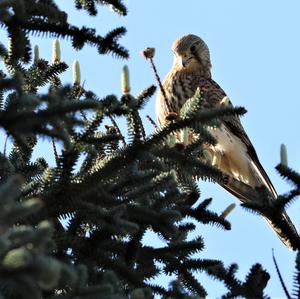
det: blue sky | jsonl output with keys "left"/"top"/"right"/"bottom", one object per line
{"left": 1, "top": 0, "right": 300, "bottom": 297}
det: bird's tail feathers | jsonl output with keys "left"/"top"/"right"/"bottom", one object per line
{"left": 264, "top": 212, "right": 299, "bottom": 250}
{"left": 221, "top": 176, "right": 299, "bottom": 250}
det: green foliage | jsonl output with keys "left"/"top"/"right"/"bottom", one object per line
{"left": 0, "top": 176, "right": 113, "bottom": 299}
{"left": 75, "top": 0, "right": 127, "bottom": 16}
{"left": 0, "top": 0, "right": 128, "bottom": 61}
{"left": 0, "top": 1, "right": 299, "bottom": 298}
{"left": 239, "top": 160, "right": 300, "bottom": 250}
{"left": 207, "top": 263, "right": 270, "bottom": 299}
{"left": 293, "top": 252, "right": 300, "bottom": 298}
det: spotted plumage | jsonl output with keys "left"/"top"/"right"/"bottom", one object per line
{"left": 156, "top": 34, "right": 298, "bottom": 248}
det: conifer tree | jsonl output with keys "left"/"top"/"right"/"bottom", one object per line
{"left": 0, "top": 1, "right": 299, "bottom": 298}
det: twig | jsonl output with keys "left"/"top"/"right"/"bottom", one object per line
{"left": 149, "top": 57, "right": 172, "bottom": 112}
{"left": 272, "top": 249, "right": 291, "bottom": 299}
{"left": 52, "top": 137, "right": 59, "bottom": 165}
{"left": 141, "top": 47, "right": 172, "bottom": 112}
{"left": 109, "top": 116, "right": 126, "bottom": 146}
{"left": 140, "top": 119, "right": 146, "bottom": 141}
{"left": 146, "top": 115, "right": 159, "bottom": 130}
{"left": 76, "top": 80, "right": 88, "bottom": 122}
{"left": 3, "top": 134, "right": 9, "bottom": 156}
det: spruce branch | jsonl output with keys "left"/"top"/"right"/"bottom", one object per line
{"left": 241, "top": 193, "right": 300, "bottom": 251}
{"left": 75, "top": 0, "right": 128, "bottom": 16}
{"left": 293, "top": 252, "right": 300, "bottom": 298}
{"left": 109, "top": 115, "right": 126, "bottom": 146}
{"left": 3, "top": 19, "right": 128, "bottom": 59}
{"left": 276, "top": 163, "right": 300, "bottom": 188}
{"left": 136, "top": 85, "right": 157, "bottom": 109}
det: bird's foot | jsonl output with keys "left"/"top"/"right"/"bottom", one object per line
{"left": 165, "top": 112, "right": 179, "bottom": 121}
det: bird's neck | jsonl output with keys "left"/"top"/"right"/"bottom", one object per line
{"left": 174, "top": 63, "right": 211, "bottom": 78}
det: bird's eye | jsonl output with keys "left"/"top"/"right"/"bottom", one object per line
{"left": 190, "top": 45, "right": 196, "bottom": 53}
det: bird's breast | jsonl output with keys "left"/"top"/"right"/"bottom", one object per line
{"left": 207, "top": 124, "right": 260, "bottom": 187}
{"left": 170, "top": 73, "right": 198, "bottom": 107}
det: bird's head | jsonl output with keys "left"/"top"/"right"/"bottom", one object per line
{"left": 172, "top": 34, "right": 211, "bottom": 74}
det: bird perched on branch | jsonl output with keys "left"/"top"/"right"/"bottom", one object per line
{"left": 156, "top": 34, "right": 298, "bottom": 249}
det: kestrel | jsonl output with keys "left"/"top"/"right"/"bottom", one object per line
{"left": 156, "top": 34, "right": 298, "bottom": 248}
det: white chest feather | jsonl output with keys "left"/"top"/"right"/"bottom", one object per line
{"left": 207, "top": 124, "right": 253, "bottom": 185}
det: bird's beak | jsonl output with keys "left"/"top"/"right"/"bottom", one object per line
{"left": 180, "top": 55, "right": 192, "bottom": 67}
{"left": 181, "top": 56, "right": 188, "bottom": 67}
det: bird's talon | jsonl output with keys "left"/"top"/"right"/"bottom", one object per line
{"left": 166, "top": 112, "right": 179, "bottom": 121}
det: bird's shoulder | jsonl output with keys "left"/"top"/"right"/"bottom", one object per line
{"left": 183, "top": 73, "right": 229, "bottom": 109}
{"left": 189, "top": 75, "right": 257, "bottom": 160}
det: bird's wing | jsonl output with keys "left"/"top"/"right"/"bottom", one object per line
{"left": 191, "top": 76, "right": 299, "bottom": 249}
{"left": 156, "top": 71, "right": 298, "bottom": 248}
{"left": 190, "top": 75, "right": 277, "bottom": 198}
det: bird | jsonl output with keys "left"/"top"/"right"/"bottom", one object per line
{"left": 156, "top": 34, "right": 298, "bottom": 249}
